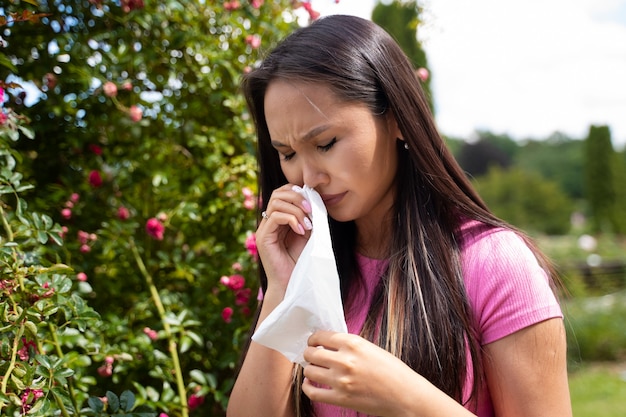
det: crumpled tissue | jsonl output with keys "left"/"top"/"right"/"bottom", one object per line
{"left": 251, "top": 185, "right": 347, "bottom": 366}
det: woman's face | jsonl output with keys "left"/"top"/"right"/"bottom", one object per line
{"left": 263, "top": 80, "right": 401, "bottom": 226}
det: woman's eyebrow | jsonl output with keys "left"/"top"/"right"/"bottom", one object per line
{"left": 271, "top": 124, "right": 332, "bottom": 149}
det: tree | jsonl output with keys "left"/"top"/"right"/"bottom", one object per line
{"left": 372, "top": 0, "right": 434, "bottom": 111}
{"left": 584, "top": 125, "right": 621, "bottom": 233}
{"left": 515, "top": 132, "right": 585, "bottom": 200}
{"left": 456, "top": 138, "right": 512, "bottom": 177}
{"left": 473, "top": 166, "right": 573, "bottom": 235}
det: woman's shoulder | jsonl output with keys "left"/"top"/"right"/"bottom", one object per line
{"left": 457, "top": 219, "right": 562, "bottom": 344}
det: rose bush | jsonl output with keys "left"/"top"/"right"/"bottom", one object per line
{"left": 1, "top": 0, "right": 328, "bottom": 415}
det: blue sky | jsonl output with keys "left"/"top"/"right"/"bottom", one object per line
{"left": 314, "top": 0, "right": 626, "bottom": 147}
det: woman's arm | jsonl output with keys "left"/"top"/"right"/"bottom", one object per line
{"left": 226, "top": 288, "right": 296, "bottom": 417}
{"left": 483, "top": 317, "right": 572, "bottom": 417}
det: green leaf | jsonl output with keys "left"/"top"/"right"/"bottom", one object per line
{"left": 88, "top": 396, "right": 105, "bottom": 413}
{"left": 35, "top": 354, "right": 53, "bottom": 370}
{"left": 119, "top": 390, "right": 136, "bottom": 412}
{"left": 106, "top": 391, "right": 120, "bottom": 412}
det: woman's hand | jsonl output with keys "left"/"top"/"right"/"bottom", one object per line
{"left": 256, "top": 184, "right": 313, "bottom": 293}
{"left": 301, "top": 331, "right": 424, "bottom": 417}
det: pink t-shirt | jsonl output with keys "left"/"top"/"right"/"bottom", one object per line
{"left": 313, "top": 221, "right": 563, "bottom": 417}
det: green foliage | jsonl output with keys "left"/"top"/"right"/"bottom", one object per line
{"left": 584, "top": 125, "right": 623, "bottom": 234}
{"left": 473, "top": 166, "right": 574, "bottom": 235}
{"left": 515, "top": 132, "right": 585, "bottom": 200}
{"left": 565, "top": 291, "right": 626, "bottom": 362}
{"left": 371, "top": 0, "right": 434, "bottom": 110}
{"left": 2, "top": 0, "right": 303, "bottom": 415}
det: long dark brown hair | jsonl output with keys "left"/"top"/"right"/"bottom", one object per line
{"left": 240, "top": 14, "right": 555, "bottom": 416}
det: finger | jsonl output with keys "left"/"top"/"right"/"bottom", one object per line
{"left": 307, "top": 330, "right": 343, "bottom": 350}
{"left": 302, "top": 376, "right": 337, "bottom": 405}
{"left": 263, "top": 199, "right": 309, "bottom": 235}
{"left": 266, "top": 184, "right": 313, "bottom": 216}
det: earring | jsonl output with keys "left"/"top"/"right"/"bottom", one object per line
{"left": 404, "top": 142, "right": 409, "bottom": 150}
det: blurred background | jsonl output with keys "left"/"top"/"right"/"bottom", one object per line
{"left": 1, "top": 1, "right": 624, "bottom": 416}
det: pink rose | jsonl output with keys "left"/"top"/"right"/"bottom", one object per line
{"left": 221, "top": 307, "right": 234, "bottom": 323}
{"left": 221, "top": 274, "right": 245, "bottom": 291}
{"left": 245, "top": 34, "right": 261, "bottom": 49}
{"left": 188, "top": 393, "right": 205, "bottom": 410}
{"left": 251, "top": 0, "right": 263, "bottom": 8}
{"left": 146, "top": 217, "right": 165, "bottom": 240}
{"left": 244, "top": 233, "right": 257, "bottom": 258}
{"left": 129, "top": 105, "right": 142, "bottom": 122}
{"left": 88, "top": 170, "right": 102, "bottom": 187}
{"left": 61, "top": 208, "right": 72, "bottom": 220}
{"left": 77, "top": 272, "right": 88, "bottom": 282}
{"left": 416, "top": 67, "right": 429, "bottom": 82}
{"left": 103, "top": 81, "right": 118, "bottom": 97}
{"left": 235, "top": 287, "right": 251, "bottom": 305}
{"left": 143, "top": 327, "right": 158, "bottom": 341}
{"left": 117, "top": 206, "right": 130, "bottom": 220}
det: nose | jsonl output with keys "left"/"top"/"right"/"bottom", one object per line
{"left": 301, "top": 158, "right": 329, "bottom": 189}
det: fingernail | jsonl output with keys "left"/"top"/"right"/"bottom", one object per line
{"left": 302, "top": 199, "right": 312, "bottom": 213}
{"left": 303, "top": 217, "right": 313, "bottom": 230}
{"left": 297, "top": 224, "right": 305, "bottom": 235}
{"left": 292, "top": 185, "right": 303, "bottom": 193}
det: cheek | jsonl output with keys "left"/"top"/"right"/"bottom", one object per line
{"left": 280, "top": 162, "right": 303, "bottom": 185}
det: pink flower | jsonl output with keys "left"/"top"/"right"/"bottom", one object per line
{"left": 88, "top": 170, "right": 102, "bottom": 187}
{"left": 232, "top": 262, "right": 242, "bottom": 271}
{"left": 70, "top": 193, "right": 80, "bottom": 203}
{"left": 224, "top": 1, "right": 240, "bottom": 10}
{"left": 80, "top": 244, "right": 91, "bottom": 253}
{"left": 222, "top": 307, "right": 234, "bottom": 323}
{"left": 245, "top": 34, "right": 261, "bottom": 49}
{"left": 98, "top": 363, "right": 113, "bottom": 377}
{"left": 235, "top": 287, "right": 251, "bottom": 305}
{"left": 129, "top": 105, "right": 142, "bottom": 122}
{"left": 228, "top": 274, "right": 245, "bottom": 290}
{"left": 78, "top": 230, "right": 90, "bottom": 245}
{"left": 159, "top": 414, "right": 169, "bottom": 417}
{"left": 60, "top": 226, "right": 68, "bottom": 239}
{"left": 188, "top": 393, "right": 205, "bottom": 410}
{"left": 0, "top": 112, "right": 7, "bottom": 125}
{"left": 17, "top": 338, "right": 37, "bottom": 361}
{"left": 301, "top": 1, "right": 320, "bottom": 20}
{"left": 117, "top": 206, "right": 130, "bottom": 220}
{"left": 251, "top": 0, "right": 263, "bottom": 8}
{"left": 245, "top": 233, "right": 257, "bottom": 258}
{"left": 146, "top": 217, "right": 165, "bottom": 240}
{"left": 20, "top": 388, "right": 44, "bottom": 414}
{"left": 143, "top": 327, "right": 158, "bottom": 341}
{"left": 76, "top": 272, "right": 88, "bottom": 282}
{"left": 103, "top": 81, "right": 118, "bottom": 97}
{"left": 89, "top": 144, "right": 103, "bottom": 155}
{"left": 61, "top": 208, "right": 72, "bottom": 220}
{"left": 121, "top": 0, "right": 144, "bottom": 12}
{"left": 416, "top": 67, "right": 429, "bottom": 82}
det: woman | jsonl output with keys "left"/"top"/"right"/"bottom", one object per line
{"left": 227, "top": 14, "right": 572, "bottom": 417}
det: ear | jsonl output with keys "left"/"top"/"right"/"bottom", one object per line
{"left": 385, "top": 111, "right": 403, "bottom": 141}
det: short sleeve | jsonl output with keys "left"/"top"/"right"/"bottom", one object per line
{"left": 461, "top": 225, "right": 563, "bottom": 345}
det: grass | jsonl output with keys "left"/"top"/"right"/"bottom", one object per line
{"left": 569, "top": 363, "right": 626, "bottom": 417}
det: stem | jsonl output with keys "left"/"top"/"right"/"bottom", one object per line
{"left": 0, "top": 205, "right": 14, "bottom": 242}
{"left": 1, "top": 318, "right": 25, "bottom": 395}
{"left": 130, "top": 238, "right": 188, "bottom": 417}
{"left": 48, "top": 322, "right": 80, "bottom": 416}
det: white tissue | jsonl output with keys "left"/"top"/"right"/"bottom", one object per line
{"left": 251, "top": 185, "right": 347, "bottom": 366}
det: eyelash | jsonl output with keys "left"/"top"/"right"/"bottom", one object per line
{"left": 281, "top": 138, "right": 337, "bottom": 162}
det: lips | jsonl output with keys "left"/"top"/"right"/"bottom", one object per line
{"left": 320, "top": 192, "right": 347, "bottom": 207}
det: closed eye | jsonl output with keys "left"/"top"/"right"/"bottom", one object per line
{"left": 318, "top": 138, "right": 337, "bottom": 152}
